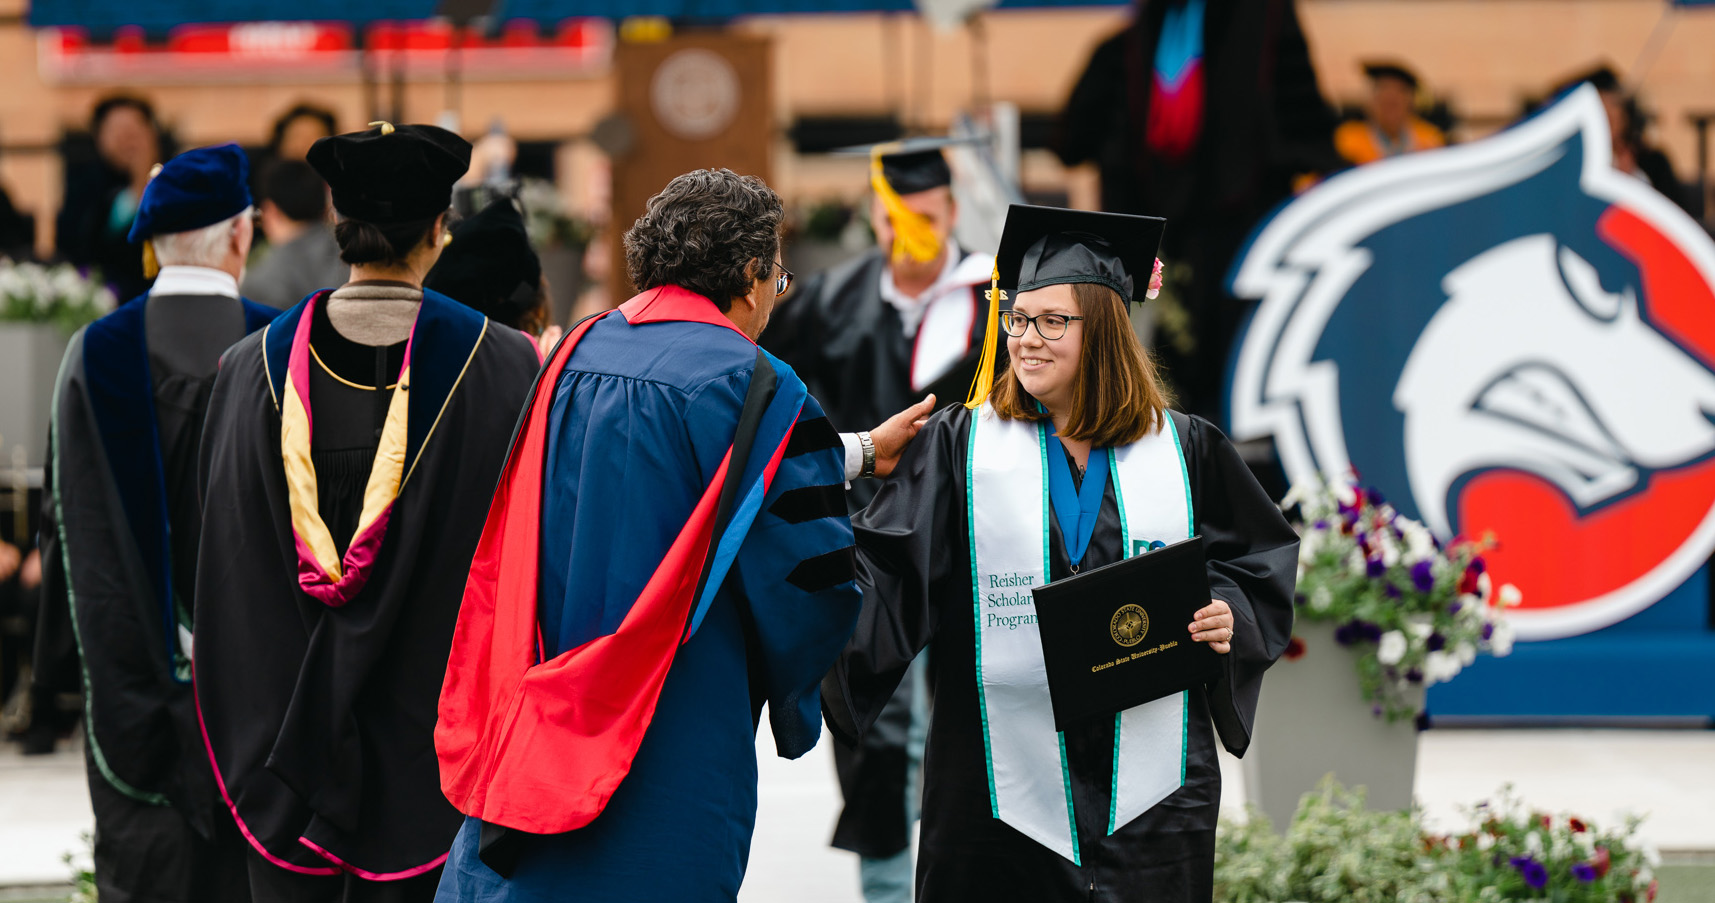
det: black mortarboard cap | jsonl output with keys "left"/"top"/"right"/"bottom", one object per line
{"left": 424, "top": 198, "right": 542, "bottom": 326}
{"left": 307, "top": 122, "right": 472, "bottom": 224}
{"left": 994, "top": 204, "right": 1165, "bottom": 306}
{"left": 1362, "top": 61, "right": 1421, "bottom": 90}
{"left": 835, "top": 135, "right": 981, "bottom": 194}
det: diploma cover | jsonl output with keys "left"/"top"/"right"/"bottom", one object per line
{"left": 1032, "top": 536, "right": 1219, "bottom": 730}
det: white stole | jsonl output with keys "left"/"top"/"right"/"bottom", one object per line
{"left": 966, "top": 404, "right": 1193, "bottom": 863}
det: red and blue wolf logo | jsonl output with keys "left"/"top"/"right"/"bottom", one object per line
{"left": 1229, "top": 85, "right": 1715, "bottom": 640}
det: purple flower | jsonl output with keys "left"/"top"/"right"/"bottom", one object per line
{"left": 1428, "top": 633, "right": 1446, "bottom": 652}
{"left": 1449, "top": 600, "right": 1463, "bottom": 615}
{"left": 1294, "top": 592, "right": 1307, "bottom": 607}
{"left": 1385, "top": 583, "right": 1402, "bottom": 599}
{"left": 1369, "top": 488, "right": 1386, "bottom": 505}
{"left": 1405, "top": 667, "right": 1424, "bottom": 684}
{"left": 1371, "top": 704, "right": 1384, "bottom": 718}
{"left": 1360, "top": 621, "right": 1384, "bottom": 642}
{"left": 1469, "top": 556, "right": 1487, "bottom": 575}
{"left": 1572, "top": 862, "right": 1598, "bottom": 883}
{"left": 1334, "top": 623, "right": 1357, "bottom": 646}
{"left": 1510, "top": 857, "right": 1549, "bottom": 890}
{"left": 1366, "top": 558, "right": 1386, "bottom": 578}
{"left": 1482, "top": 622, "right": 1495, "bottom": 641}
{"left": 1414, "top": 711, "right": 1430, "bottom": 731}
{"left": 1312, "top": 519, "right": 1329, "bottom": 531}
{"left": 1411, "top": 560, "right": 1435, "bottom": 593}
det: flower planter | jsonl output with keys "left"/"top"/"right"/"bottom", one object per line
{"left": 1240, "top": 619, "right": 1423, "bottom": 830}
{"left": 0, "top": 322, "right": 68, "bottom": 469}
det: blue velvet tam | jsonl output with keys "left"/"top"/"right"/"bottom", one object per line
{"left": 127, "top": 143, "right": 253, "bottom": 243}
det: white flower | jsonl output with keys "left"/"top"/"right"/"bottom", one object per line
{"left": 1423, "top": 650, "right": 1461, "bottom": 685}
{"left": 1477, "top": 833, "right": 1496, "bottom": 851}
{"left": 1489, "top": 620, "right": 1515, "bottom": 657}
{"left": 1499, "top": 583, "right": 1523, "bottom": 608}
{"left": 1406, "top": 616, "right": 1433, "bottom": 640}
{"left": 1377, "top": 630, "right": 1408, "bottom": 666}
{"left": 1377, "top": 531, "right": 1401, "bottom": 567}
{"left": 1551, "top": 830, "right": 1571, "bottom": 860}
{"left": 1309, "top": 585, "right": 1332, "bottom": 612}
{"left": 1281, "top": 482, "right": 1310, "bottom": 510}
{"left": 1346, "top": 549, "right": 1367, "bottom": 575}
{"left": 1401, "top": 520, "right": 1437, "bottom": 561}
{"left": 1644, "top": 845, "right": 1661, "bottom": 867}
{"left": 1575, "top": 832, "right": 1596, "bottom": 855}
{"left": 1333, "top": 480, "right": 1357, "bottom": 507}
{"left": 1456, "top": 642, "right": 1477, "bottom": 666}
{"left": 1477, "top": 572, "right": 1493, "bottom": 603}
{"left": 1298, "top": 530, "right": 1322, "bottom": 564}
{"left": 1525, "top": 831, "right": 1544, "bottom": 856}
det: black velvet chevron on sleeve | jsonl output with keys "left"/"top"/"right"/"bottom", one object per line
{"left": 784, "top": 415, "right": 842, "bottom": 458}
{"left": 786, "top": 546, "right": 856, "bottom": 593}
{"left": 770, "top": 483, "right": 845, "bottom": 525}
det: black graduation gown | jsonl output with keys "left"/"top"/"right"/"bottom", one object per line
{"left": 35, "top": 290, "right": 276, "bottom": 903}
{"left": 192, "top": 291, "right": 539, "bottom": 881}
{"left": 762, "top": 247, "right": 987, "bottom": 858}
{"left": 823, "top": 406, "right": 1298, "bottom": 902}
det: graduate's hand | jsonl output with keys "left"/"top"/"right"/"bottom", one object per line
{"left": 869, "top": 394, "right": 937, "bottom": 478}
{"left": 1190, "top": 599, "right": 1234, "bottom": 655}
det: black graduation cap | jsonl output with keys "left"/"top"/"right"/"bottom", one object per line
{"left": 306, "top": 121, "right": 472, "bottom": 224}
{"left": 834, "top": 135, "right": 982, "bottom": 194}
{"left": 993, "top": 204, "right": 1165, "bottom": 306}
{"left": 423, "top": 198, "right": 542, "bottom": 328}
{"left": 1362, "top": 61, "right": 1421, "bottom": 91}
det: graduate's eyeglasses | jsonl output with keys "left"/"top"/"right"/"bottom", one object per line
{"left": 773, "top": 263, "right": 794, "bottom": 297}
{"left": 1001, "top": 311, "right": 1085, "bottom": 340}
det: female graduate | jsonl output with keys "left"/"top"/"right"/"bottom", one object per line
{"left": 823, "top": 205, "right": 1299, "bottom": 902}
{"left": 194, "top": 122, "right": 540, "bottom": 900}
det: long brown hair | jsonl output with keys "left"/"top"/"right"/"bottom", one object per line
{"left": 989, "top": 281, "right": 1171, "bottom": 446}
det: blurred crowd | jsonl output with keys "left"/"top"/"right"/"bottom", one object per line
{"left": 0, "top": 0, "right": 1708, "bottom": 762}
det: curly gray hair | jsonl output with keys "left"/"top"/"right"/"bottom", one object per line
{"left": 623, "top": 169, "right": 782, "bottom": 311}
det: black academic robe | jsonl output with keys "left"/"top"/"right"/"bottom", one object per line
{"left": 762, "top": 247, "right": 987, "bottom": 858}
{"left": 35, "top": 290, "right": 277, "bottom": 903}
{"left": 192, "top": 291, "right": 539, "bottom": 881}
{"left": 823, "top": 406, "right": 1298, "bottom": 902}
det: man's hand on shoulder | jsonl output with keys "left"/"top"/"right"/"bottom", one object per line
{"left": 868, "top": 394, "right": 936, "bottom": 478}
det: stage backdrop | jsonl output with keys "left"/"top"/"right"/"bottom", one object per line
{"left": 1226, "top": 84, "right": 1715, "bottom": 720}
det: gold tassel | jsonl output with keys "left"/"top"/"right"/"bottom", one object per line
{"left": 368, "top": 120, "right": 396, "bottom": 135}
{"left": 964, "top": 262, "right": 1004, "bottom": 410}
{"left": 869, "top": 144, "right": 942, "bottom": 266}
{"left": 141, "top": 239, "right": 159, "bottom": 280}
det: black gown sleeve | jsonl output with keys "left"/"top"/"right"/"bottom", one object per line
{"left": 32, "top": 424, "right": 80, "bottom": 696}
{"left": 1052, "top": 31, "right": 1127, "bottom": 168}
{"left": 822, "top": 405, "right": 965, "bottom": 745}
{"left": 1181, "top": 413, "right": 1299, "bottom": 757}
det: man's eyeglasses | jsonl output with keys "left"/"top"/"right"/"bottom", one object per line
{"left": 774, "top": 263, "right": 795, "bottom": 297}
{"left": 1000, "top": 311, "right": 1085, "bottom": 340}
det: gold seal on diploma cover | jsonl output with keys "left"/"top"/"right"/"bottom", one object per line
{"left": 1110, "top": 604, "right": 1149, "bottom": 647}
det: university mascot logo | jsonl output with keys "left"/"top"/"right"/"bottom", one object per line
{"left": 1229, "top": 85, "right": 1715, "bottom": 641}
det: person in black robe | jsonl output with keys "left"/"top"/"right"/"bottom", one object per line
{"left": 34, "top": 142, "right": 277, "bottom": 903}
{"left": 1052, "top": 0, "right": 1340, "bottom": 420}
{"left": 423, "top": 197, "right": 553, "bottom": 341}
{"left": 55, "top": 95, "right": 173, "bottom": 301}
{"left": 762, "top": 140, "right": 996, "bottom": 900}
{"left": 823, "top": 206, "right": 1298, "bottom": 902}
{"left": 193, "top": 122, "right": 539, "bottom": 902}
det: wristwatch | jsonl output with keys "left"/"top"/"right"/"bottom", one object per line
{"left": 858, "top": 430, "right": 877, "bottom": 479}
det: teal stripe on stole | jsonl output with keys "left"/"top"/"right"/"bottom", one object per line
{"left": 967, "top": 413, "right": 1000, "bottom": 818}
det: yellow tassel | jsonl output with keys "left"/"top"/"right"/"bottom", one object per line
{"left": 869, "top": 144, "right": 942, "bottom": 266}
{"left": 141, "top": 240, "right": 159, "bottom": 280}
{"left": 368, "top": 121, "right": 396, "bottom": 135}
{"left": 964, "top": 262, "right": 1004, "bottom": 410}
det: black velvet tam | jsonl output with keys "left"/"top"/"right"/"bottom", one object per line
{"left": 424, "top": 198, "right": 542, "bottom": 325}
{"left": 307, "top": 123, "right": 471, "bottom": 223}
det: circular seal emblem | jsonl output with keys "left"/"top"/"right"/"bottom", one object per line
{"left": 1110, "top": 604, "right": 1149, "bottom": 647}
{"left": 650, "top": 49, "right": 741, "bottom": 141}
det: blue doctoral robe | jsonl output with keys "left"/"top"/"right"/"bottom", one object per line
{"left": 436, "top": 313, "right": 862, "bottom": 902}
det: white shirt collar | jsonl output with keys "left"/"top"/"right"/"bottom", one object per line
{"left": 151, "top": 266, "right": 240, "bottom": 301}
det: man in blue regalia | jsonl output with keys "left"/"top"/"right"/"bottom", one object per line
{"left": 434, "top": 168, "right": 932, "bottom": 902}
{"left": 34, "top": 143, "right": 278, "bottom": 903}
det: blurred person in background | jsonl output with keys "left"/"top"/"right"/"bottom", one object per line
{"left": 57, "top": 95, "right": 171, "bottom": 300}
{"left": 762, "top": 138, "right": 993, "bottom": 903}
{"left": 268, "top": 104, "right": 339, "bottom": 163}
{"left": 1053, "top": 0, "right": 1340, "bottom": 422}
{"left": 1335, "top": 62, "right": 1446, "bottom": 166}
{"left": 194, "top": 122, "right": 538, "bottom": 900}
{"left": 241, "top": 160, "right": 346, "bottom": 309}
{"left": 1557, "top": 65, "right": 1697, "bottom": 217}
{"left": 423, "top": 197, "right": 561, "bottom": 353}
{"left": 35, "top": 143, "right": 277, "bottom": 903}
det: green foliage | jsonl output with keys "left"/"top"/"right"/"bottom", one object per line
{"left": 1215, "top": 781, "right": 1660, "bottom": 903}
{"left": 64, "top": 832, "right": 96, "bottom": 903}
